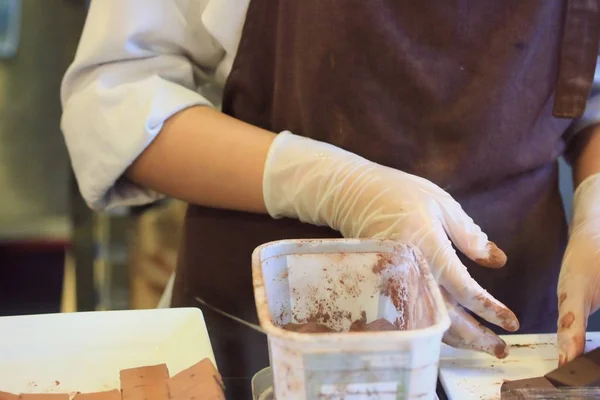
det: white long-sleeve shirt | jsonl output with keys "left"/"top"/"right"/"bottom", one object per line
{"left": 61, "top": 0, "right": 600, "bottom": 211}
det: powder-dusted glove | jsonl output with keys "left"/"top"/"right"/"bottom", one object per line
{"left": 264, "top": 131, "right": 519, "bottom": 357}
{"left": 557, "top": 173, "right": 600, "bottom": 365}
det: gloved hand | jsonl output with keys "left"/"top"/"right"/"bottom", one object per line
{"left": 264, "top": 131, "right": 520, "bottom": 357}
{"left": 557, "top": 173, "right": 600, "bottom": 365}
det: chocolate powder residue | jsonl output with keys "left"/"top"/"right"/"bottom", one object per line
{"left": 510, "top": 342, "right": 554, "bottom": 349}
{"left": 276, "top": 307, "right": 289, "bottom": 325}
{"left": 475, "top": 242, "right": 507, "bottom": 268}
{"left": 284, "top": 316, "right": 398, "bottom": 333}
{"left": 559, "top": 292, "right": 567, "bottom": 306}
{"left": 572, "top": 333, "right": 585, "bottom": 355}
{"left": 372, "top": 253, "right": 393, "bottom": 274}
{"left": 298, "top": 298, "right": 352, "bottom": 325}
{"left": 494, "top": 343, "right": 508, "bottom": 359}
{"left": 351, "top": 318, "right": 397, "bottom": 332}
{"left": 382, "top": 277, "right": 408, "bottom": 314}
{"left": 286, "top": 248, "right": 437, "bottom": 335}
{"left": 510, "top": 343, "right": 534, "bottom": 348}
{"left": 559, "top": 311, "right": 575, "bottom": 330}
{"left": 337, "top": 271, "right": 362, "bottom": 298}
{"left": 395, "top": 316, "right": 407, "bottom": 330}
{"left": 283, "top": 322, "right": 335, "bottom": 333}
{"left": 294, "top": 266, "right": 366, "bottom": 329}
{"left": 349, "top": 311, "right": 367, "bottom": 331}
{"left": 476, "top": 294, "right": 518, "bottom": 331}
{"left": 309, "top": 300, "right": 332, "bottom": 323}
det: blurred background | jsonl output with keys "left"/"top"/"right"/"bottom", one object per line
{"left": 0, "top": 0, "right": 183, "bottom": 316}
{"left": 0, "top": 0, "right": 595, "bottom": 329}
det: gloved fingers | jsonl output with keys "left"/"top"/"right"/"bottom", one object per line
{"left": 425, "top": 228, "right": 519, "bottom": 332}
{"left": 441, "top": 288, "right": 509, "bottom": 359}
{"left": 556, "top": 273, "right": 594, "bottom": 366}
{"left": 439, "top": 200, "right": 507, "bottom": 269}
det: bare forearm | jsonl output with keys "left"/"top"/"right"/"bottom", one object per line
{"left": 574, "top": 125, "right": 600, "bottom": 187}
{"left": 126, "top": 106, "right": 275, "bottom": 213}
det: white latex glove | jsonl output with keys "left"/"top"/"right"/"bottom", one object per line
{"left": 264, "top": 132, "right": 520, "bottom": 358}
{"left": 557, "top": 173, "right": 600, "bottom": 365}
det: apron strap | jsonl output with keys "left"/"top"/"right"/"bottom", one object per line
{"left": 553, "top": 0, "right": 600, "bottom": 119}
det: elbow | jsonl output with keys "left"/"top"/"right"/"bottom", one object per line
{"left": 60, "top": 72, "right": 205, "bottom": 211}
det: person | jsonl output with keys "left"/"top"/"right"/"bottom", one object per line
{"left": 61, "top": 0, "right": 600, "bottom": 397}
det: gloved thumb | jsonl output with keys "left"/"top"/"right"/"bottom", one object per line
{"left": 557, "top": 277, "right": 589, "bottom": 366}
{"left": 440, "top": 200, "right": 507, "bottom": 269}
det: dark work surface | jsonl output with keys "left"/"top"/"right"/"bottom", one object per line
{"left": 0, "top": 244, "right": 65, "bottom": 316}
{"left": 590, "top": 313, "right": 600, "bottom": 331}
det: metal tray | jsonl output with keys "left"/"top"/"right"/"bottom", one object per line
{"left": 251, "top": 367, "right": 444, "bottom": 399}
{"left": 252, "top": 367, "right": 274, "bottom": 400}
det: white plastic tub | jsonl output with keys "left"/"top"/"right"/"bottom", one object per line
{"left": 252, "top": 239, "right": 451, "bottom": 400}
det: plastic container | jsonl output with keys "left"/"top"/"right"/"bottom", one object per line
{"left": 252, "top": 239, "right": 451, "bottom": 400}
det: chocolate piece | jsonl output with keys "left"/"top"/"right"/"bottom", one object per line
{"left": 350, "top": 318, "right": 397, "bottom": 332}
{"left": 501, "top": 377, "right": 555, "bottom": 392}
{"left": 348, "top": 311, "right": 398, "bottom": 332}
{"left": 168, "top": 358, "right": 224, "bottom": 398}
{"left": 282, "top": 322, "right": 335, "bottom": 333}
{"left": 366, "top": 319, "right": 397, "bottom": 331}
{"left": 122, "top": 382, "right": 169, "bottom": 400}
{"left": 120, "top": 364, "right": 169, "bottom": 389}
{"left": 19, "top": 395, "right": 69, "bottom": 400}
{"left": 0, "top": 392, "right": 18, "bottom": 400}
{"left": 545, "top": 347, "right": 600, "bottom": 387}
{"left": 74, "top": 390, "right": 121, "bottom": 400}
{"left": 349, "top": 312, "right": 367, "bottom": 331}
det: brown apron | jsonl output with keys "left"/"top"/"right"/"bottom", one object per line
{"left": 172, "top": 0, "right": 600, "bottom": 397}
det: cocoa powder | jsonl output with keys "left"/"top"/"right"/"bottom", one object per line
{"left": 337, "top": 271, "right": 362, "bottom": 298}
{"left": 284, "top": 248, "right": 438, "bottom": 336}
{"left": 349, "top": 311, "right": 367, "bottom": 331}
{"left": 559, "top": 292, "right": 567, "bottom": 306}
{"left": 356, "top": 319, "right": 397, "bottom": 332}
{"left": 372, "top": 253, "right": 392, "bottom": 274}
{"left": 283, "top": 312, "right": 398, "bottom": 334}
{"left": 382, "top": 277, "right": 410, "bottom": 319}
{"left": 474, "top": 242, "right": 507, "bottom": 268}
{"left": 395, "top": 316, "right": 408, "bottom": 330}
{"left": 559, "top": 312, "right": 575, "bottom": 330}
{"left": 349, "top": 312, "right": 397, "bottom": 332}
{"left": 283, "top": 322, "right": 335, "bottom": 333}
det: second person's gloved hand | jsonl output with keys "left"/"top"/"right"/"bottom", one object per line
{"left": 263, "top": 131, "right": 520, "bottom": 357}
{"left": 557, "top": 173, "right": 600, "bottom": 365}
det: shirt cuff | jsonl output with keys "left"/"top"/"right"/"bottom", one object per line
{"left": 570, "top": 92, "right": 600, "bottom": 135}
{"left": 62, "top": 76, "right": 213, "bottom": 211}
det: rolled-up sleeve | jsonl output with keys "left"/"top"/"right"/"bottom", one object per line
{"left": 570, "top": 56, "right": 600, "bottom": 134}
{"left": 61, "top": 0, "right": 225, "bottom": 210}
